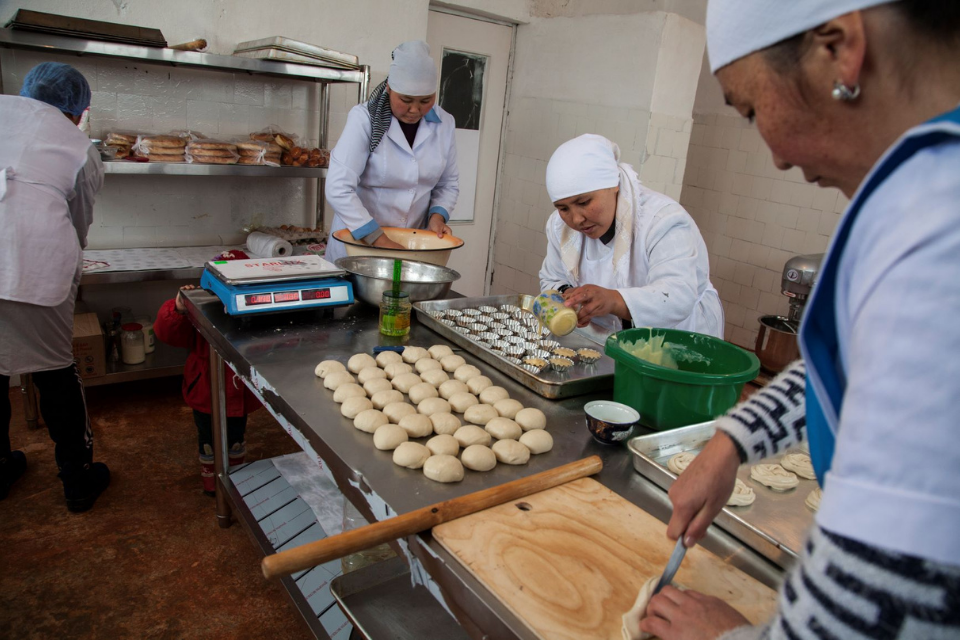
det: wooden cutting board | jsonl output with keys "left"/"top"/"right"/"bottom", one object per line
{"left": 433, "top": 478, "right": 778, "bottom": 640}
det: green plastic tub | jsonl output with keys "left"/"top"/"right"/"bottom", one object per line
{"left": 604, "top": 328, "right": 760, "bottom": 431}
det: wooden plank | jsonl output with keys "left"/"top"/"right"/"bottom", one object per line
{"left": 433, "top": 478, "right": 778, "bottom": 640}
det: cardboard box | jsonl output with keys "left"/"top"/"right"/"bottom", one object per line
{"left": 72, "top": 313, "right": 105, "bottom": 379}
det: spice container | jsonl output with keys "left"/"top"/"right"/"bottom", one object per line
{"left": 120, "top": 323, "right": 146, "bottom": 365}
{"left": 379, "top": 291, "right": 411, "bottom": 336}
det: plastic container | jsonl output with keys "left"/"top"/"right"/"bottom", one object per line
{"left": 120, "top": 323, "right": 146, "bottom": 365}
{"left": 526, "top": 290, "right": 578, "bottom": 337}
{"left": 136, "top": 316, "right": 156, "bottom": 354}
{"left": 379, "top": 290, "right": 411, "bottom": 336}
{"left": 605, "top": 328, "right": 760, "bottom": 431}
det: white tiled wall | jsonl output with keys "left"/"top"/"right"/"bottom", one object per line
{"left": 679, "top": 112, "right": 849, "bottom": 348}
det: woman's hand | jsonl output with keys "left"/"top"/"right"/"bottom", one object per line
{"left": 427, "top": 213, "right": 452, "bottom": 238}
{"left": 639, "top": 586, "right": 750, "bottom": 640}
{"left": 562, "top": 285, "right": 628, "bottom": 327}
{"left": 175, "top": 284, "right": 198, "bottom": 314}
{"left": 667, "top": 431, "right": 741, "bottom": 547}
{"left": 372, "top": 234, "right": 404, "bottom": 250}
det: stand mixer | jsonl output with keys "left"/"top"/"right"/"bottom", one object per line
{"left": 755, "top": 253, "right": 823, "bottom": 373}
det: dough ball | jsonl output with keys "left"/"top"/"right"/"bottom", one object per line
{"left": 466, "top": 375, "right": 493, "bottom": 395}
{"left": 324, "top": 371, "right": 356, "bottom": 391}
{"left": 494, "top": 398, "right": 524, "bottom": 419}
{"left": 454, "top": 425, "right": 492, "bottom": 448}
{"left": 461, "top": 444, "right": 497, "bottom": 472}
{"left": 485, "top": 417, "right": 522, "bottom": 441}
{"left": 453, "top": 364, "right": 482, "bottom": 383}
{"left": 375, "top": 350, "right": 403, "bottom": 368}
{"left": 341, "top": 396, "right": 373, "bottom": 419}
{"left": 384, "top": 362, "right": 414, "bottom": 380}
{"left": 464, "top": 404, "right": 499, "bottom": 426}
{"left": 439, "top": 379, "right": 470, "bottom": 400}
{"left": 479, "top": 386, "right": 510, "bottom": 405}
{"left": 519, "top": 429, "right": 553, "bottom": 454}
{"left": 415, "top": 358, "right": 443, "bottom": 374}
{"left": 440, "top": 354, "right": 466, "bottom": 372}
{"left": 348, "top": 353, "right": 377, "bottom": 373}
{"left": 426, "top": 434, "right": 459, "bottom": 456}
{"left": 392, "top": 372, "right": 423, "bottom": 394}
{"left": 409, "top": 382, "right": 439, "bottom": 405}
{"left": 393, "top": 442, "right": 431, "bottom": 469}
{"left": 417, "top": 397, "right": 452, "bottom": 416}
{"left": 373, "top": 424, "right": 408, "bottom": 450}
{"left": 333, "top": 383, "right": 366, "bottom": 403}
{"left": 357, "top": 366, "right": 388, "bottom": 384}
{"left": 383, "top": 401, "right": 418, "bottom": 424}
{"left": 371, "top": 389, "right": 404, "bottom": 410}
{"left": 428, "top": 344, "right": 455, "bottom": 360}
{"left": 423, "top": 455, "right": 464, "bottom": 483}
{"left": 430, "top": 412, "right": 462, "bottom": 435}
{"left": 420, "top": 369, "right": 450, "bottom": 388}
{"left": 492, "top": 439, "right": 530, "bottom": 465}
{"left": 449, "top": 392, "right": 480, "bottom": 414}
{"left": 354, "top": 409, "right": 388, "bottom": 433}
{"left": 402, "top": 346, "right": 429, "bottom": 364}
{"left": 315, "top": 360, "right": 346, "bottom": 378}
{"left": 515, "top": 408, "right": 547, "bottom": 431}
{"left": 363, "top": 378, "right": 394, "bottom": 396}
{"left": 399, "top": 413, "right": 434, "bottom": 438}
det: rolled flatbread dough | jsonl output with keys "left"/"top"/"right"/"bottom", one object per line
{"left": 348, "top": 353, "right": 377, "bottom": 373}
{"left": 402, "top": 346, "right": 429, "bottom": 364}
{"left": 341, "top": 396, "right": 373, "bottom": 419}
{"left": 415, "top": 358, "right": 443, "bottom": 374}
{"left": 494, "top": 398, "right": 524, "bottom": 419}
{"left": 426, "top": 434, "right": 459, "bottom": 456}
{"left": 439, "top": 379, "right": 470, "bottom": 400}
{"left": 485, "top": 417, "right": 522, "bottom": 441}
{"left": 418, "top": 397, "right": 452, "bottom": 417}
{"left": 375, "top": 350, "right": 403, "bottom": 367}
{"left": 464, "top": 404, "right": 499, "bottom": 426}
{"left": 449, "top": 392, "right": 480, "bottom": 413}
{"left": 519, "top": 429, "right": 553, "bottom": 454}
{"left": 383, "top": 401, "right": 418, "bottom": 424}
{"left": 492, "top": 439, "right": 530, "bottom": 465}
{"left": 667, "top": 452, "right": 697, "bottom": 475}
{"left": 428, "top": 344, "right": 454, "bottom": 360}
{"left": 515, "top": 408, "right": 547, "bottom": 431}
{"left": 333, "top": 383, "right": 366, "bottom": 403}
{"left": 727, "top": 478, "right": 756, "bottom": 506}
{"left": 466, "top": 375, "right": 493, "bottom": 395}
{"left": 453, "top": 364, "right": 482, "bottom": 382}
{"left": 805, "top": 487, "right": 823, "bottom": 512}
{"left": 423, "top": 454, "right": 464, "bottom": 483}
{"left": 420, "top": 369, "right": 450, "bottom": 388}
{"left": 357, "top": 366, "right": 387, "bottom": 384}
{"left": 363, "top": 378, "right": 394, "bottom": 396}
{"left": 430, "top": 413, "right": 461, "bottom": 435}
{"left": 315, "top": 360, "right": 346, "bottom": 378}
{"left": 461, "top": 444, "right": 497, "bottom": 471}
{"left": 439, "top": 354, "right": 466, "bottom": 372}
{"left": 324, "top": 371, "right": 356, "bottom": 391}
{"left": 621, "top": 577, "right": 658, "bottom": 640}
{"left": 479, "top": 386, "right": 509, "bottom": 405}
{"left": 750, "top": 464, "right": 799, "bottom": 491}
{"left": 408, "top": 382, "right": 439, "bottom": 405}
{"left": 373, "top": 424, "right": 408, "bottom": 450}
{"left": 780, "top": 452, "right": 817, "bottom": 480}
{"left": 371, "top": 389, "right": 404, "bottom": 410}
{"left": 399, "top": 413, "right": 434, "bottom": 438}
{"left": 393, "top": 442, "right": 431, "bottom": 469}
{"left": 354, "top": 409, "right": 388, "bottom": 433}
{"left": 454, "top": 425, "right": 492, "bottom": 448}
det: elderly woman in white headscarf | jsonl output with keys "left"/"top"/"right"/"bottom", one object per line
{"left": 632, "top": 2, "right": 960, "bottom": 640}
{"left": 539, "top": 134, "right": 723, "bottom": 339}
{"left": 325, "top": 40, "right": 459, "bottom": 264}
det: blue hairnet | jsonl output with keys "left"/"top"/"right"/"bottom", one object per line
{"left": 20, "top": 62, "right": 92, "bottom": 117}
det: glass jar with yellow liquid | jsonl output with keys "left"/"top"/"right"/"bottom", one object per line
{"left": 379, "top": 290, "right": 411, "bottom": 336}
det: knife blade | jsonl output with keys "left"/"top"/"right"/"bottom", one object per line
{"left": 653, "top": 537, "right": 687, "bottom": 595}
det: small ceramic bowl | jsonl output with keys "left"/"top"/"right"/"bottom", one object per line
{"left": 503, "top": 345, "right": 525, "bottom": 358}
{"left": 495, "top": 327, "right": 514, "bottom": 338}
{"left": 577, "top": 348, "right": 602, "bottom": 365}
{"left": 462, "top": 308, "right": 482, "bottom": 317}
{"left": 439, "top": 318, "right": 456, "bottom": 327}
{"left": 467, "top": 322, "right": 488, "bottom": 333}
{"left": 499, "top": 304, "right": 520, "bottom": 314}
{"left": 584, "top": 400, "right": 641, "bottom": 445}
{"left": 549, "top": 356, "right": 574, "bottom": 373}
{"left": 539, "top": 340, "right": 560, "bottom": 351}
{"left": 478, "top": 305, "right": 497, "bottom": 314}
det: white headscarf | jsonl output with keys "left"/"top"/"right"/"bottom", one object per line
{"left": 707, "top": 0, "right": 898, "bottom": 73}
{"left": 388, "top": 40, "right": 438, "bottom": 96}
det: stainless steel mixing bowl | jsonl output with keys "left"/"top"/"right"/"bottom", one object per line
{"left": 335, "top": 256, "right": 461, "bottom": 306}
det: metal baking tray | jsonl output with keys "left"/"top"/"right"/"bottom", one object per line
{"left": 234, "top": 36, "right": 359, "bottom": 67}
{"left": 233, "top": 48, "right": 359, "bottom": 70}
{"left": 330, "top": 556, "right": 470, "bottom": 640}
{"left": 628, "top": 421, "right": 816, "bottom": 570}
{"left": 414, "top": 294, "right": 614, "bottom": 399}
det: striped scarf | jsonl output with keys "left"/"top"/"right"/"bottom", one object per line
{"left": 367, "top": 80, "right": 393, "bottom": 153}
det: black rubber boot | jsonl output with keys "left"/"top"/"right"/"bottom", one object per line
{"left": 0, "top": 451, "right": 27, "bottom": 500}
{"left": 61, "top": 462, "right": 111, "bottom": 513}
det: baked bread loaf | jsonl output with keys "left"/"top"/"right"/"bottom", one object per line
{"left": 147, "top": 153, "right": 185, "bottom": 163}
{"left": 105, "top": 132, "right": 138, "bottom": 146}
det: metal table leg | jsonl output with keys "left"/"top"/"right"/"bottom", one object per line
{"left": 21, "top": 374, "right": 39, "bottom": 429}
{"left": 209, "top": 347, "right": 232, "bottom": 529}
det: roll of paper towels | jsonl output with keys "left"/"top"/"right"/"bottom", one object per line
{"left": 246, "top": 232, "right": 293, "bottom": 258}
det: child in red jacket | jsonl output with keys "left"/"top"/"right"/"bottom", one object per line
{"left": 154, "top": 258, "right": 261, "bottom": 494}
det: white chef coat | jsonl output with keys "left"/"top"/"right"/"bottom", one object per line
{"left": 325, "top": 102, "right": 459, "bottom": 264}
{"left": 540, "top": 177, "right": 723, "bottom": 339}
{"left": 0, "top": 95, "right": 103, "bottom": 376}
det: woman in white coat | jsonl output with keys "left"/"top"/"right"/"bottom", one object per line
{"left": 325, "top": 40, "right": 459, "bottom": 264}
{"left": 539, "top": 134, "right": 723, "bottom": 339}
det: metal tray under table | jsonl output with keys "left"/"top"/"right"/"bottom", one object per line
{"left": 414, "top": 294, "right": 614, "bottom": 399}
{"left": 628, "top": 421, "right": 817, "bottom": 570}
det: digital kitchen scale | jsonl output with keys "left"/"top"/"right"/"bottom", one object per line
{"left": 200, "top": 255, "right": 354, "bottom": 316}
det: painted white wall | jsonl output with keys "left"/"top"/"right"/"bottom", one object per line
{"left": 650, "top": 14, "right": 706, "bottom": 118}
{"left": 529, "top": 0, "right": 707, "bottom": 25}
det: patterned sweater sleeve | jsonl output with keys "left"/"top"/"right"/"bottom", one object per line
{"left": 715, "top": 359, "right": 806, "bottom": 464}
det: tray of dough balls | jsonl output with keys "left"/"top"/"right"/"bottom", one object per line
{"left": 628, "top": 421, "right": 818, "bottom": 570}
{"left": 315, "top": 345, "right": 556, "bottom": 485}
{"left": 413, "top": 295, "right": 614, "bottom": 399}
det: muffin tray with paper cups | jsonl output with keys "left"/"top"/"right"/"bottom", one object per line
{"left": 628, "top": 420, "right": 818, "bottom": 569}
{"left": 413, "top": 294, "right": 614, "bottom": 399}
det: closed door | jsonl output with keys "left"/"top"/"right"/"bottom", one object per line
{"left": 427, "top": 10, "right": 513, "bottom": 296}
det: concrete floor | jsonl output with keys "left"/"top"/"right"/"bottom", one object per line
{"left": 0, "top": 377, "right": 312, "bottom": 640}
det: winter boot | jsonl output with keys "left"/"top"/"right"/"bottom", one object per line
{"left": 200, "top": 444, "right": 216, "bottom": 496}
{"left": 60, "top": 462, "right": 111, "bottom": 513}
{"left": 0, "top": 451, "right": 27, "bottom": 500}
{"left": 228, "top": 442, "right": 246, "bottom": 468}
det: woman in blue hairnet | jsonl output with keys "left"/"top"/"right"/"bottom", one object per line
{"left": 0, "top": 62, "right": 110, "bottom": 512}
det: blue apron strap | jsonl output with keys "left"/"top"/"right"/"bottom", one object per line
{"left": 803, "top": 105, "right": 960, "bottom": 487}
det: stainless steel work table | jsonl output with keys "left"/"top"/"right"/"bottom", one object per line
{"left": 183, "top": 289, "right": 785, "bottom": 640}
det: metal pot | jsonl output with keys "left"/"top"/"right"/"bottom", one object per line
{"left": 335, "top": 256, "right": 461, "bottom": 306}
{"left": 755, "top": 315, "right": 800, "bottom": 374}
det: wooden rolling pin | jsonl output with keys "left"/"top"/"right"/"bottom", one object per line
{"left": 168, "top": 39, "right": 207, "bottom": 51}
{"left": 261, "top": 455, "right": 603, "bottom": 579}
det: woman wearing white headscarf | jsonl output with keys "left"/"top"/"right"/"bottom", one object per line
{"left": 539, "top": 134, "right": 723, "bottom": 339}
{"left": 325, "top": 40, "right": 459, "bottom": 264}
{"left": 633, "top": 2, "right": 960, "bottom": 639}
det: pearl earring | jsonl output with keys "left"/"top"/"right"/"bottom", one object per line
{"left": 832, "top": 81, "right": 861, "bottom": 102}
